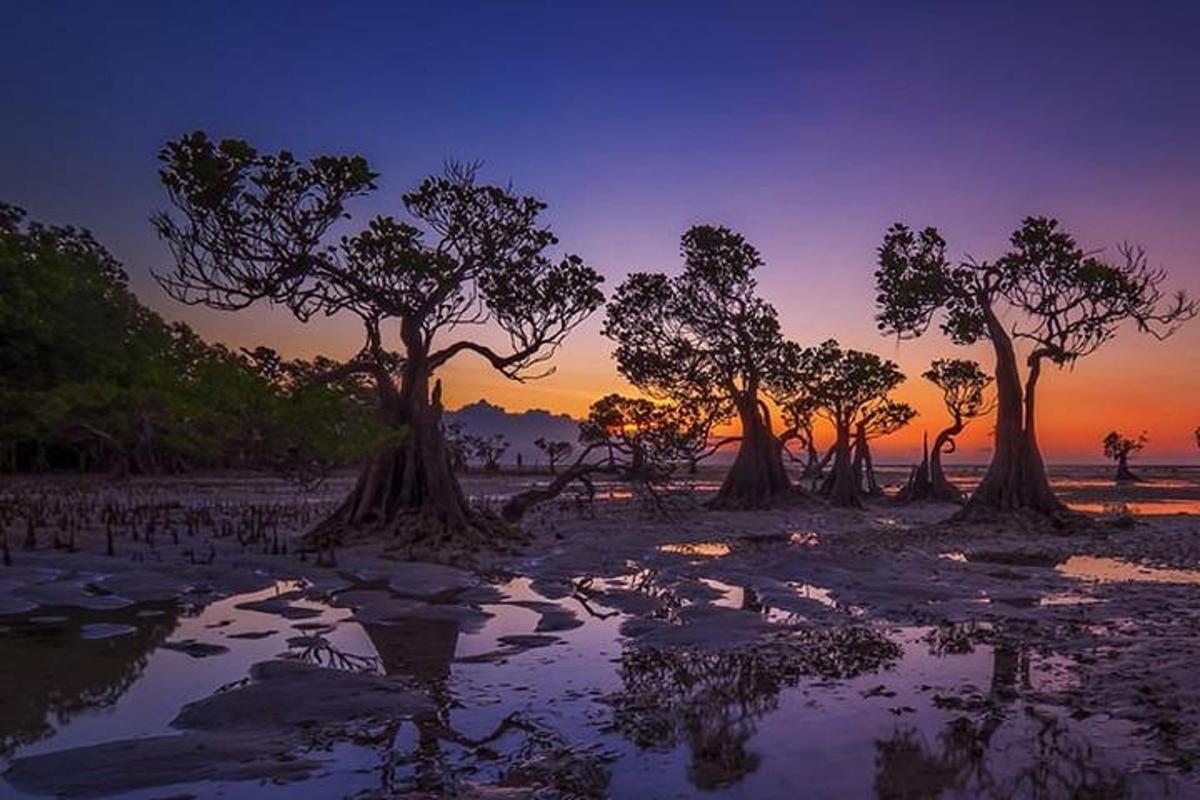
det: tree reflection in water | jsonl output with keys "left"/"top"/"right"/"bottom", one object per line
{"left": 362, "top": 614, "right": 610, "bottom": 798}
{"left": 875, "top": 635, "right": 1138, "bottom": 799}
{"left": 611, "top": 625, "right": 902, "bottom": 790}
{"left": 874, "top": 712, "right": 1132, "bottom": 799}
{"left": 0, "top": 606, "right": 177, "bottom": 757}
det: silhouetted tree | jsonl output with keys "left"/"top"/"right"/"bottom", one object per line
{"left": 604, "top": 226, "right": 801, "bottom": 509}
{"left": 441, "top": 421, "right": 469, "bottom": 473}
{"left": 1102, "top": 430, "right": 1146, "bottom": 483}
{"left": 851, "top": 398, "right": 916, "bottom": 495}
{"left": 533, "top": 437, "right": 573, "bottom": 474}
{"left": 781, "top": 340, "right": 911, "bottom": 508}
{"left": 901, "top": 359, "right": 993, "bottom": 503}
{"left": 876, "top": 217, "right": 1194, "bottom": 521}
{"left": 153, "top": 133, "right": 603, "bottom": 552}
{"left": 501, "top": 393, "right": 722, "bottom": 521}
{"left": 468, "top": 433, "right": 508, "bottom": 472}
{"left": 779, "top": 396, "right": 832, "bottom": 483}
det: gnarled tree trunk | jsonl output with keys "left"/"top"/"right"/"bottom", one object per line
{"left": 710, "top": 395, "right": 792, "bottom": 509}
{"left": 501, "top": 460, "right": 606, "bottom": 523}
{"left": 928, "top": 418, "right": 965, "bottom": 503}
{"left": 850, "top": 424, "right": 881, "bottom": 496}
{"left": 1114, "top": 455, "right": 1141, "bottom": 483}
{"left": 898, "top": 433, "right": 933, "bottom": 502}
{"left": 958, "top": 305, "right": 1064, "bottom": 520}
{"left": 304, "top": 347, "right": 519, "bottom": 557}
{"left": 823, "top": 423, "right": 861, "bottom": 508}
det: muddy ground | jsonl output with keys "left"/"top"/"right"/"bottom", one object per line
{"left": 1, "top": 466, "right": 1199, "bottom": 798}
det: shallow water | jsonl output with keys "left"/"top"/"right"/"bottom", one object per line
{"left": 1, "top": 563, "right": 1185, "bottom": 799}
{"left": 1057, "top": 555, "right": 1200, "bottom": 585}
{"left": 1067, "top": 499, "right": 1200, "bottom": 515}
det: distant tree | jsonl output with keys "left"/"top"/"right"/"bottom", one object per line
{"left": 780, "top": 340, "right": 911, "bottom": 508}
{"left": 153, "top": 133, "right": 603, "bottom": 552}
{"left": 467, "top": 434, "right": 508, "bottom": 473}
{"left": 779, "top": 396, "right": 831, "bottom": 483}
{"left": 501, "top": 393, "right": 721, "bottom": 521}
{"left": 851, "top": 399, "right": 916, "bottom": 496}
{"left": 533, "top": 437, "right": 573, "bottom": 474}
{"left": 876, "top": 217, "right": 1195, "bottom": 521}
{"left": 441, "top": 421, "right": 470, "bottom": 473}
{"left": 604, "top": 226, "right": 801, "bottom": 509}
{"left": 901, "top": 359, "right": 993, "bottom": 503}
{"left": 1102, "top": 430, "right": 1147, "bottom": 483}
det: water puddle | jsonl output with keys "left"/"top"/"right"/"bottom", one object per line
{"left": 1068, "top": 500, "right": 1200, "bottom": 515}
{"left": 0, "top": 564, "right": 1185, "bottom": 798}
{"left": 1056, "top": 555, "right": 1200, "bottom": 585}
{"left": 657, "top": 541, "right": 732, "bottom": 557}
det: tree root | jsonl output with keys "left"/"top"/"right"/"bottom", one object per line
{"left": 299, "top": 506, "right": 527, "bottom": 564}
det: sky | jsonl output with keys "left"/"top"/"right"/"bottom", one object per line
{"left": 3, "top": 1, "right": 1199, "bottom": 462}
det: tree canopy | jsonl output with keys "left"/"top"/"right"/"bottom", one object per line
{"left": 779, "top": 340, "right": 912, "bottom": 507}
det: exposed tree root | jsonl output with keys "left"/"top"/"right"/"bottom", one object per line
{"left": 299, "top": 440, "right": 527, "bottom": 563}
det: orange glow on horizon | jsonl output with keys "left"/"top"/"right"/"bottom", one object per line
{"left": 167, "top": 274, "right": 1200, "bottom": 465}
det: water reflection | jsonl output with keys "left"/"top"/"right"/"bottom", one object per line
{"left": 0, "top": 604, "right": 177, "bottom": 758}
{"left": 658, "top": 541, "right": 732, "bottom": 557}
{"left": 874, "top": 713, "right": 1133, "bottom": 799}
{"left": 610, "top": 627, "right": 902, "bottom": 790}
{"left": 1056, "top": 556, "right": 1200, "bottom": 585}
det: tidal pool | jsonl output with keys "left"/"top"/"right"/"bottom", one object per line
{"left": 0, "top": 567, "right": 1185, "bottom": 798}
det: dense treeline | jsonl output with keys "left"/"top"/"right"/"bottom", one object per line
{"left": 0, "top": 203, "right": 390, "bottom": 476}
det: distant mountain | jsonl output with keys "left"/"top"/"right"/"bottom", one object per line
{"left": 445, "top": 400, "right": 581, "bottom": 467}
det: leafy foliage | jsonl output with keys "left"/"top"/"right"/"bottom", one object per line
{"left": 604, "top": 225, "right": 799, "bottom": 418}
{"left": 876, "top": 217, "right": 1196, "bottom": 365}
{"left": 0, "top": 203, "right": 388, "bottom": 474}
{"left": 154, "top": 136, "right": 605, "bottom": 387}
{"left": 1102, "top": 431, "right": 1147, "bottom": 463}
{"left": 923, "top": 359, "right": 993, "bottom": 423}
{"left": 780, "top": 340, "right": 912, "bottom": 437}
{"left": 578, "top": 393, "right": 718, "bottom": 482}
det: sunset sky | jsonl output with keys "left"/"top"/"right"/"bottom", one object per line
{"left": 3, "top": 2, "right": 1198, "bottom": 462}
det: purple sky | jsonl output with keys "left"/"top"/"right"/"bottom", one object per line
{"left": 3, "top": 2, "right": 1199, "bottom": 460}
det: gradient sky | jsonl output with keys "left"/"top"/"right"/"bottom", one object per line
{"left": 3, "top": 2, "right": 1199, "bottom": 462}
